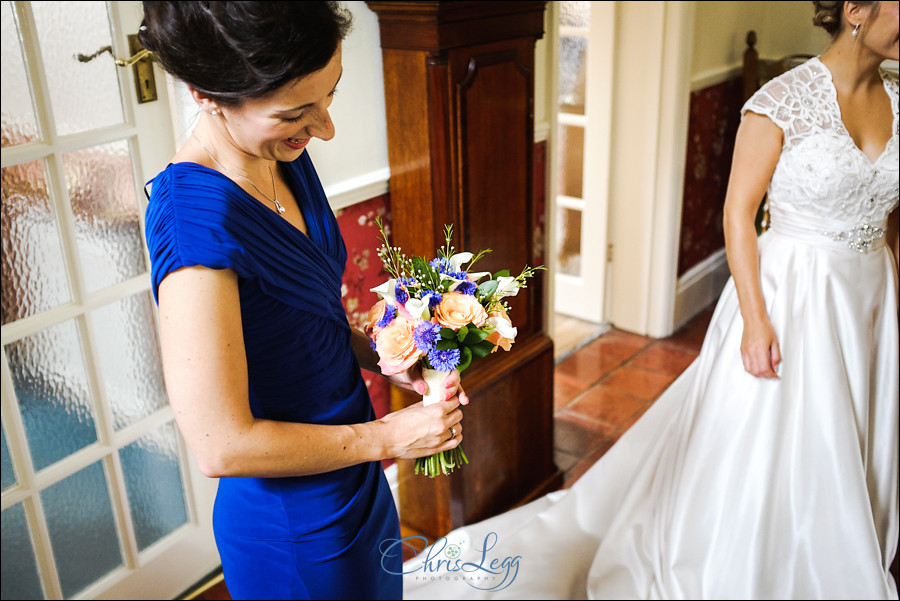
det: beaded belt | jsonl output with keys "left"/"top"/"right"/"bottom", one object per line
{"left": 768, "top": 207, "right": 886, "bottom": 254}
{"left": 821, "top": 223, "right": 886, "bottom": 253}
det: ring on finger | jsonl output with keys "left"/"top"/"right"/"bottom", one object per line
{"left": 450, "top": 426, "right": 457, "bottom": 438}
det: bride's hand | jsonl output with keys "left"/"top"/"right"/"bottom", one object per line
{"left": 740, "top": 317, "right": 781, "bottom": 378}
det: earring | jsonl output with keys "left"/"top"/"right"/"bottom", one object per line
{"left": 851, "top": 23, "right": 859, "bottom": 37}
{"left": 210, "top": 109, "right": 220, "bottom": 116}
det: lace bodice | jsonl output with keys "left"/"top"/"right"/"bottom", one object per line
{"left": 742, "top": 57, "right": 899, "bottom": 224}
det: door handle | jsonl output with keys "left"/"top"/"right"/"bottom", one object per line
{"left": 114, "top": 34, "right": 157, "bottom": 104}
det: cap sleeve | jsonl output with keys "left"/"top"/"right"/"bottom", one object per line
{"left": 144, "top": 165, "right": 254, "bottom": 302}
{"left": 741, "top": 76, "right": 793, "bottom": 136}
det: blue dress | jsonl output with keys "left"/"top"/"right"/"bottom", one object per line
{"left": 144, "top": 152, "right": 402, "bottom": 600}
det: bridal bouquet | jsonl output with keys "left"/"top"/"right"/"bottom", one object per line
{"left": 365, "top": 218, "right": 543, "bottom": 477}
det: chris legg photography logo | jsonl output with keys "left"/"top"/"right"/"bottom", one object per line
{"left": 380, "top": 531, "right": 521, "bottom": 592}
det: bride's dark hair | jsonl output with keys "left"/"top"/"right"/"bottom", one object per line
{"left": 138, "top": 1, "right": 352, "bottom": 107}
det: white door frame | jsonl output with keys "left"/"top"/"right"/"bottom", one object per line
{"left": 549, "top": 1, "right": 696, "bottom": 338}
{"left": 550, "top": 1, "right": 616, "bottom": 325}
{"left": 604, "top": 0, "right": 696, "bottom": 338}
{"left": 1, "top": 2, "right": 219, "bottom": 599}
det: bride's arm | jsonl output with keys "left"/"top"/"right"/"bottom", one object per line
{"left": 157, "top": 265, "right": 463, "bottom": 478}
{"left": 722, "top": 112, "right": 784, "bottom": 379}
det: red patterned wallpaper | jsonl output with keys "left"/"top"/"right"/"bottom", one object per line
{"left": 335, "top": 194, "right": 393, "bottom": 423}
{"left": 678, "top": 76, "right": 743, "bottom": 276}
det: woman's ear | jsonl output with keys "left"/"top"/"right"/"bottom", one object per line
{"left": 189, "top": 87, "right": 221, "bottom": 117}
{"left": 843, "top": 1, "right": 865, "bottom": 33}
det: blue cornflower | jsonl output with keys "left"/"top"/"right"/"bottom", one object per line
{"left": 376, "top": 304, "right": 397, "bottom": 328}
{"left": 422, "top": 289, "right": 442, "bottom": 308}
{"left": 413, "top": 321, "right": 442, "bottom": 353}
{"left": 430, "top": 258, "right": 450, "bottom": 272}
{"left": 428, "top": 348, "right": 461, "bottom": 372}
{"left": 455, "top": 280, "right": 477, "bottom": 295}
{"left": 394, "top": 283, "right": 409, "bottom": 305}
{"left": 369, "top": 338, "right": 377, "bottom": 352}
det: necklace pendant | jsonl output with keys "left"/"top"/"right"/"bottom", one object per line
{"left": 274, "top": 200, "right": 286, "bottom": 214}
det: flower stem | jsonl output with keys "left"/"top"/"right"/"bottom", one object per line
{"left": 414, "top": 447, "right": 469, "bottom": 478}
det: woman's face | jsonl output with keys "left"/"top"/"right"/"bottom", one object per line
{"left": 219, "top": 45, "right": 343, "bottom": 162}
{"left": 859, "top": 1, "right": 899, "bottom": 61}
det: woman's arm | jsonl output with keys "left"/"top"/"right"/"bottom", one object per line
{"left": 158, "top": 265, "right": 463, "bottom": 478}
{"left": 722, "top": 112, "right": 784, "bottom": 379}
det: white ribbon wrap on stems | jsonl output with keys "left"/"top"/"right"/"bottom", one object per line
{"left": 422, "top": 367, "right": 451, "bottom": 406}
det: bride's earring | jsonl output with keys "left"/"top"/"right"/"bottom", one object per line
{"left": 210, "top": 109, "right": 220, "bottom": 116}
{"left": 851, "top": 23, "right": 859, "bottom": 37}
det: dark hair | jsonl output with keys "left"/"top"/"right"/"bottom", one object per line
{"left": 139, "top": 1, "right": 351, "bottom": 107}
{"left": 812, "top": 1, "right": 879, "bottom": 40}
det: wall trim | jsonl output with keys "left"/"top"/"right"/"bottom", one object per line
{"left": 325, "top": 167, "right": 391, "bottom": 211}
{"left": 690, "top": 63, "right": 742, "bottom": 92}
{"left": 672, "top": 246, "right": 730, "bottom": 332}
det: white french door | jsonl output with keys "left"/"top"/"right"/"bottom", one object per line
{"left": 551, "top": 0, "right": 614, "bottom": 324}
{"left": 1, "top": 2, "right": 218, "bottom": 599}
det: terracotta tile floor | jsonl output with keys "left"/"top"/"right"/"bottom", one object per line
{"left": 553, "top": 305, "right": 714, "bottom": 489}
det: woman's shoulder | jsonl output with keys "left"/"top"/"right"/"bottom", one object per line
{"left": 145, "top": 162, "right": 252, "bottom": 256}
{"left": 147, "top": 161, "right": 234, "bottom": 208}
{"left": 755, "top": 57, "right": 829, "bottom": 101}
{"left": 741, "top": 58, "right": 832, "bottom": 133}
{"left": 145, "top": 162, "right": 259, "bottom": 299}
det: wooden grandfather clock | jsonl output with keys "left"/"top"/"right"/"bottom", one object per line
{"left": 365, "top": 1, "right": 560, "bottom": 540}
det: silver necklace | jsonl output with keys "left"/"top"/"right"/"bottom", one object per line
{"left": 192, "top": 133, "right": 286, "bottom": 214}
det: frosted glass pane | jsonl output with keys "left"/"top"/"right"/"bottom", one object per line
{"left": 560, "top": 1, "right": 591, "bottom": 28}
{"left": 120, "top": 422, "right": 188, "bottom": 551}
{"left": 31, "top": 1, "right": 123, "bottom": 136}
{"left": 1, "top": 1, "right": 40, "bottom": 147}
{"left": 63, "top": 140, "right": 146, "bottom": 292}
{"left": 556, "top": 207, "right": 582, "bottom": 277}
{"left": 557, "top": 124, "right": 584, "bottom": 198}
{"left": 1, "top": 161, "right": 72, "bottom": 325}
{"left": 42, "top": 461, "right": 122, "bottom": 598}
{"left": 92, "top": 293, "right": 167, "bottom": 430}
{"left": 2, "top": 425, "right": 15, "bottom": 490}
{"left": 559, "top": 35, "right": 588, "bottom": 115}
{"left": 5, "top": 320, "right": 97, "bottom": 471}
{"left": 1, "top": 503, "right": 44, "bottom": 600}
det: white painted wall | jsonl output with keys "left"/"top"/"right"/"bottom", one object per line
{"left": 691, "top": 1, "right": 828, "bottom": 88}
{"left": 305, "top": 1, "right": 390, "bottom": 206}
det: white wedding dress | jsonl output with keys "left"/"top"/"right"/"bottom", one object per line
{"left": 399, "top": 58, "right": 899, "bottom": 600}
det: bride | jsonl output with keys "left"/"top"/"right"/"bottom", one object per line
{"left": 395, "top": 1, "right": 899, "bottom": 599}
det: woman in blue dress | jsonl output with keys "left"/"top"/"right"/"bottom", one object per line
{"left": 139, "top": 3, "right": 467, "bottom": 599}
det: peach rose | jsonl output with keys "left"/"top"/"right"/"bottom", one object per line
{"left": 433, "top": 292, "right": 487, "bottom": 329}
{"left": 364, "top": 299, "right": 388, "bottom": 338}
{"left": 374, "top": 314, "right": 424, "bottom": 376}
